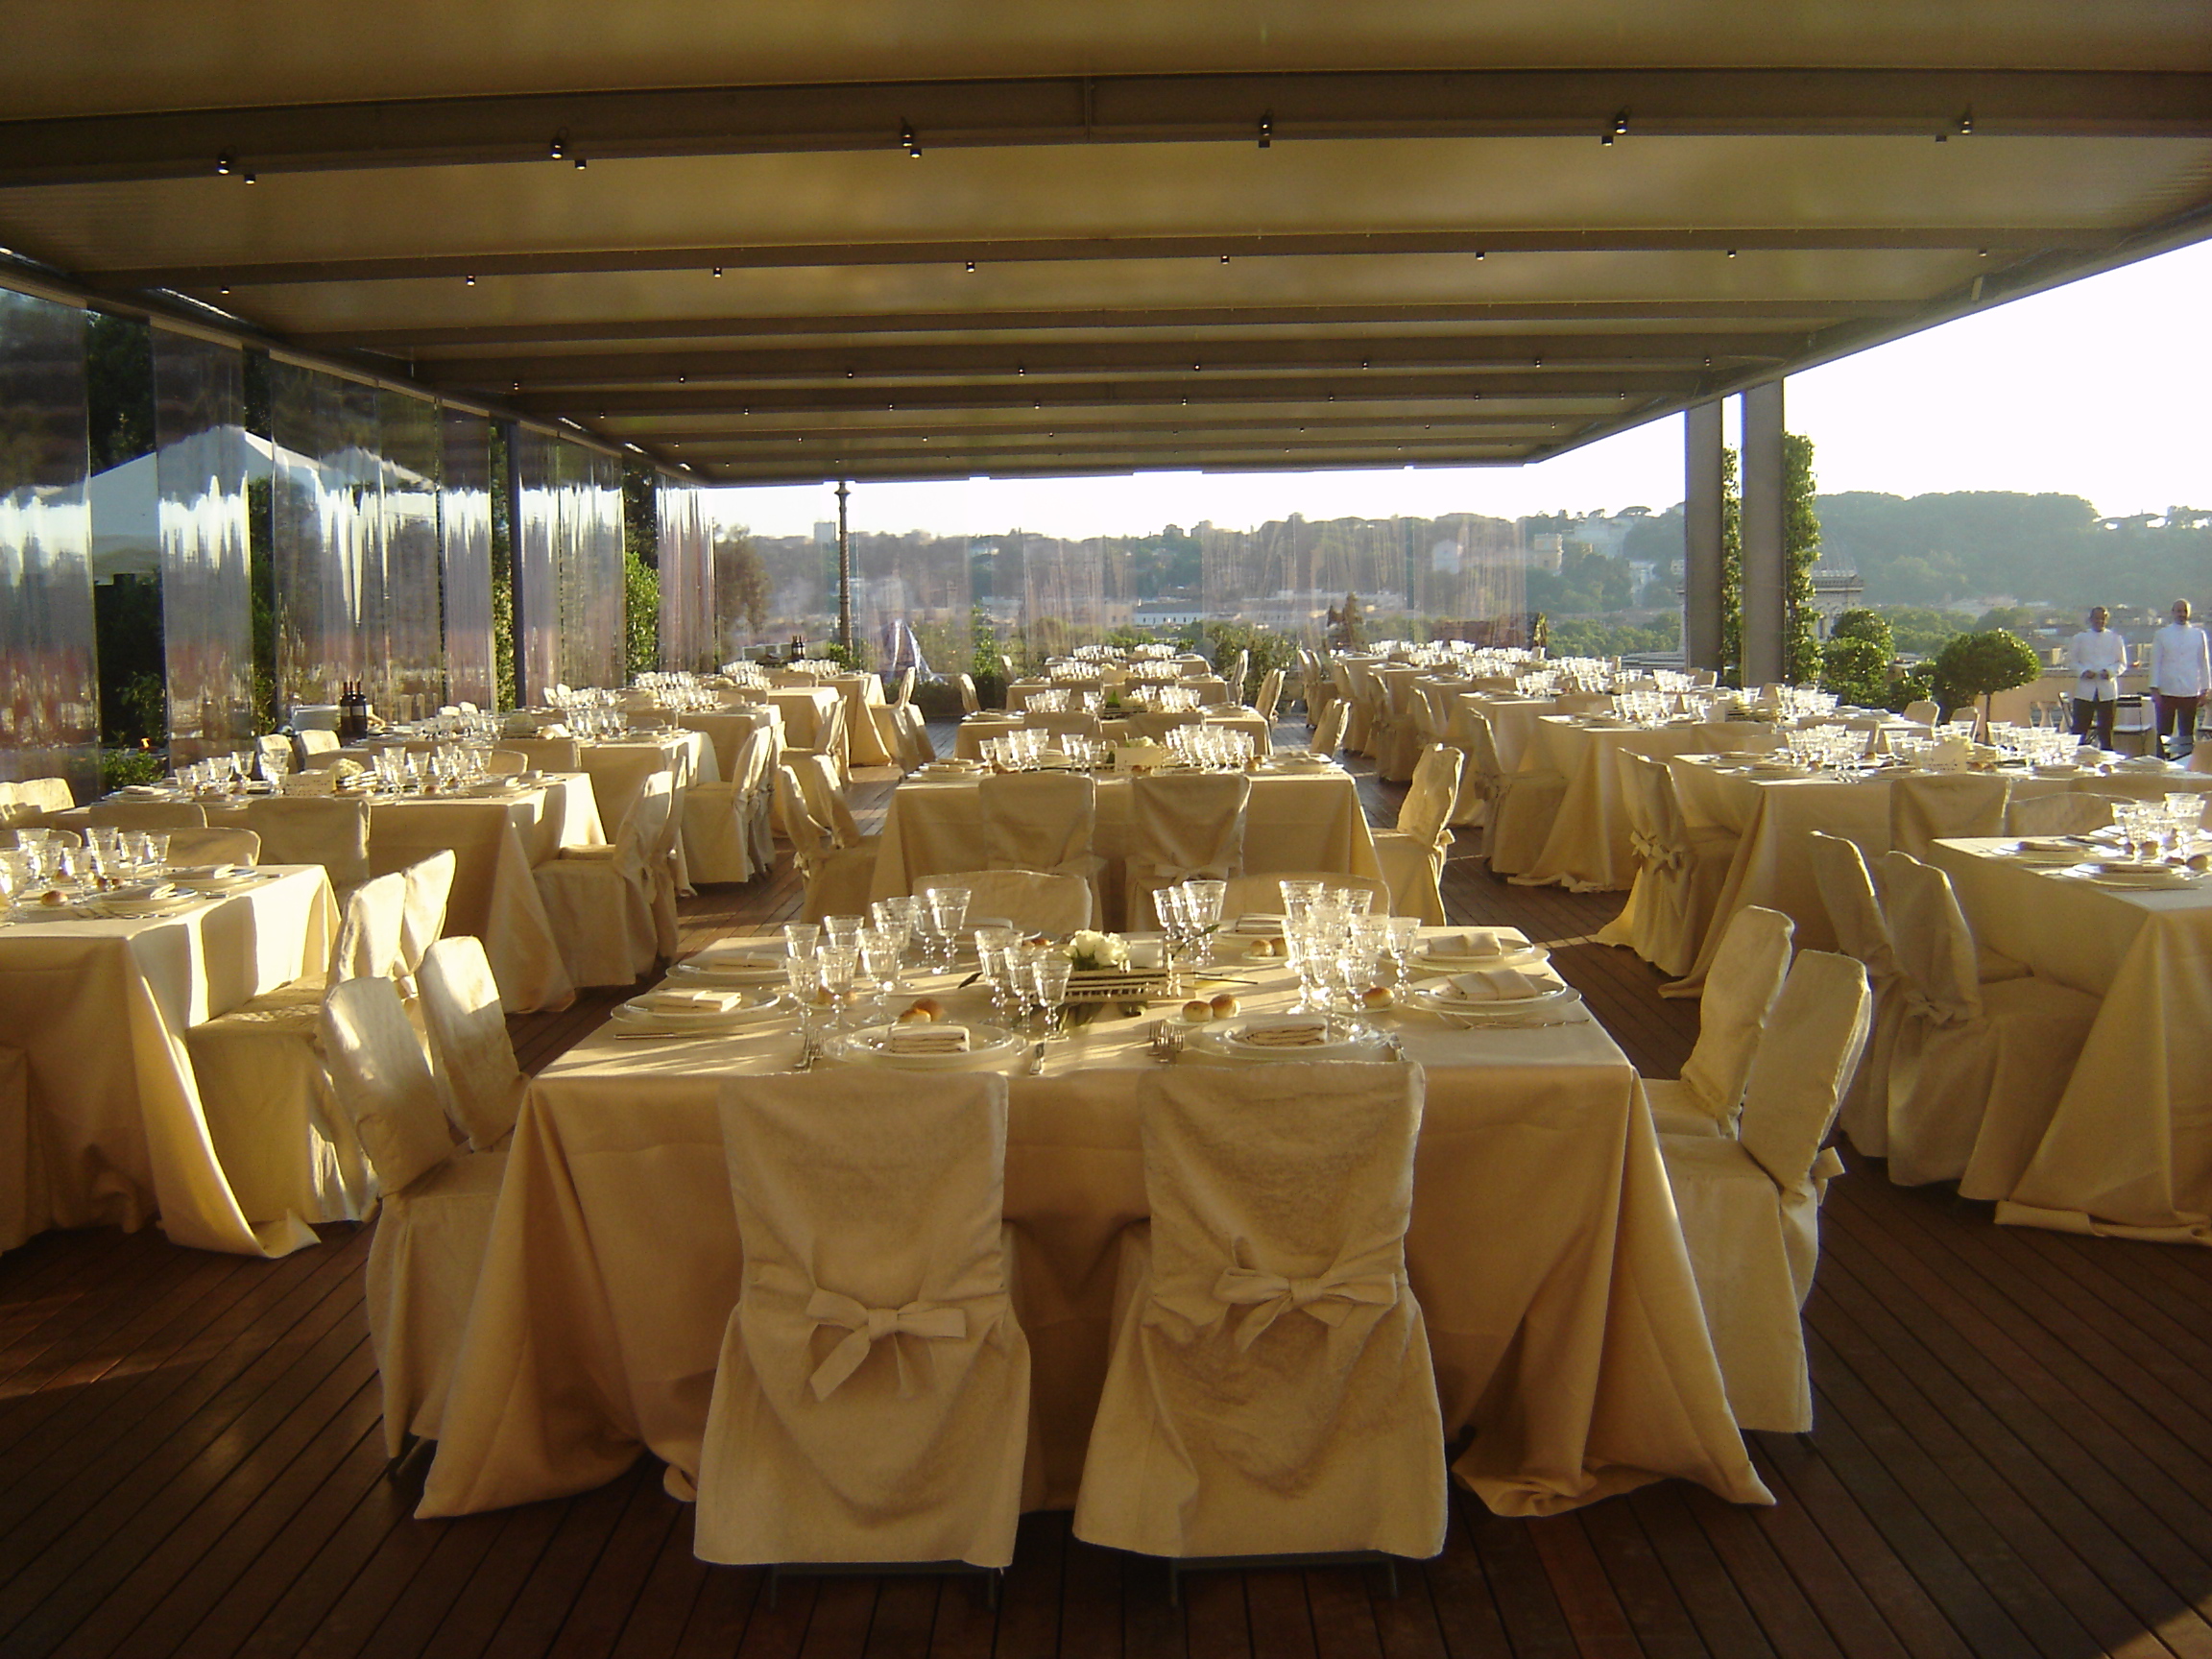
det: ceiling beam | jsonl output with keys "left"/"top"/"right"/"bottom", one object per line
{"left": 299, "top": 298, "right": 1899, "bottom": 352}
{"left": 97, "top": 226, "right": 2083, "bottom": 289}
{"left": 617, "top": 414, "right": 1591, "bottom": 446}
{"left": 689, "top": 441, "right": 1551, "bottom": 485}
{"left": 2, "top": 67, "right": 2204, "bottom": 185}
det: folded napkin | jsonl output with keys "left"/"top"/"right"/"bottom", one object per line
{"left": 1234, "top": 912, "right": 1286, "bottom": 933}
{"left": 642, "top": 987, "right": 748, "bottom": 1015}
{"left": 884, "top": 1023, "right": 973, "bottom": 1055}
{"left": 2018, "top": 839, "right": 2080, "bottom": 854}
{"left": 1446, "top": 968, "right": 1549, "bottom": 1002}
{"left": 1235, "top": 1020, "right": 1333, "bottom": 1047}
{"left": 1427, "top": 927, "right": 1521, "bottom": 958}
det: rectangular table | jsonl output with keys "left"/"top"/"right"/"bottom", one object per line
{"left": 0, "top": 867, "right": 337, "bottom": 1257}
{"left": 419, "top": 941, "right": 1768, "bottom": 1523}
{"left": 951, "top": 710, "right": 1273, "bottom": 761}
{"left": 870, "top": 770, "right": 1382, "bottom": 926}
{"left": 1930, "top": 837, "right": 2212, "bottom": 1242}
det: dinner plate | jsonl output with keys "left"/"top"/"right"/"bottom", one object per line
{"left": 2066, "top": 863, "right": 2206, "bottom": 890}
{"left": 101, "top": 883, "right": 204, "bottom": 917}
{"left": 1188, "top": 1016, "right": 1391, "bottom": 1063}
{"left": 822, "top": 1022, "right": 1025, "bottom": 1070}
{"left": 611, "top": 987, "right": 789, "bottom": 1032}
{"left": 170, "top": 865, "right": 272, "bottom": 890}
{"left": 672, "top": 946, "right": 789, "bottom": 986}
{"left": 1411, "top": 937, "right": 1551, "bottom": 973}
{"left": 1409, "top": 979, "right": 1580, "bottom": 1019}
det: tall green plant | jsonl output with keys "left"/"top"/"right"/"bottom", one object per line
{"left": 1783, "top": 431, "right": 1823, "bottom": 684}
{"left": 623, "top": 548, "right": 660, "bottom": 682}
{"left": 1932, "top": 629, "right": 2041, "bottom": 726}
{"left": 1718, "top": 446, "right": 1743, "bottom": 685}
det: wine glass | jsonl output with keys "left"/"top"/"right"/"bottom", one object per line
{"left": 919, "top": 885, "right": 971, "bottom": 971}
{"left": 858, "top": 927, "right": 903, "bottom": 1015}
{"left": 815, "top": 945, "right": 858, "bottom": 1030}
{"left": 1030, "top": 952, "right": 1073, "bottom": 1041}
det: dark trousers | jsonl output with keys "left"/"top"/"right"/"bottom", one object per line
{"left": 2072, "top": 697, "right": 2115, "bottom": 748}
{"left": 2155, "top": 693, "right": 2201, "bottom": 757}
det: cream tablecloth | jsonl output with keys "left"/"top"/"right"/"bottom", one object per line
{"left": 1929, "top": 838, "right": 2212, "bottom": 1242}
{"left": 419, "top": 946, "right": 1768, "bottom": 1522}
{"left": 870, "top": 770, "right": 1382, "bottom": 926}
{"left": 766, "top": 687, "right": 841, "bottom": 757}
{"left": 0, "top": 867, "right": 337, "bottom": 1257}
{"left": 1452, "top": 694, "right": 1560, "bottom": 770}
{"left": 676, "top": 707, "right": 783, "bottom": 780}
{"left": 951, "top": 710, "right": 1273, "bottom": 761}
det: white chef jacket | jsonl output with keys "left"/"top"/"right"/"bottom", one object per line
{"left": 2067, "top": 628, "right": 2129, "bottom": 702}
{"left": 2151, "top": 622, "right": 2212, "bottom": 698}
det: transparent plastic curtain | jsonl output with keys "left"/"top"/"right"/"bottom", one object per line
{"left": 439, "top": 408, "right": 495, "bottom": 709}
{"left": 739, "top": 509, "right": 834, "bottom": 652}
{"left": 379, "top": 389, "right": 445, "bottom": 723}
{"left": 1014, "top": 533, "right": 1104, "bottom": 667}
{"left": 512, "top": 428, "right": 623, "bottom": 696}
{"left": 656, "top": 478, "right": 715, "bottom": 670}
{"left": 1412, "top": 514, "right": 1529, "bottom": 645}
{"left": 850, "top": 524, "right": 970, "bottom": 678}
{"left": 510, "top": 425, "right": 559, "bottom": 699}
{"left": 269, "top": 360, "right": 382, "bottom": 714}
{"left": 1202, "top": 512, "right": 1527, "bottom": 645}
{"left": 0, "top": 288, "right": 96, "bottom": 794}
{"left": 148, "top": 325, "right": 253, "bottom": 763}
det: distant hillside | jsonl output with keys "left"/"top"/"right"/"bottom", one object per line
{"left": 1814, "top": 492, "right": 2210, "bottom": 610}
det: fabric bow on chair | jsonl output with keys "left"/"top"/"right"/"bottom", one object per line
{"left": 1628, "top": 827, "right": 1686, "bottom": 875}
{"left": 805, "top": 1288, "right": 969, "bottom": 1399}
{"left": 1212, "top": 1243, "right": 1402, "bottom": 1349}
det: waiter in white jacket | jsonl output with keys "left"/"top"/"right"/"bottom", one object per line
{"left": 2066, "top": 606, "right": 2129, "bottom": 750}
{"left": 2151, "top": 598, "right": 2211, "bottom": 759}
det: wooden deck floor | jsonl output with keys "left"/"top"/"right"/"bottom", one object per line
{"left": 5, "top": 732, "right": 2212, "bottom": 1659}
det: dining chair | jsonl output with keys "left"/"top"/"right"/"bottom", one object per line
{"left": 1461, "top": 711, "right": 1564, "bottom": 875}
{"left": 480, "top": 748, "right": 529, "bottom": 776}
{"left": 916, "top": 870, "right": 1092, "bottom": 934}
{"left": 957, "top": 672, "right": 983, "bottom": 715}
{"left": 1309, "top": 699, "right": 1350, "bottom": 757}
{"left": 776, "top": 763, "right": 878, "bottom": 923}
{"left": 683, "top": 722, "right": 780, "bottom": 883}
{"left": 2004, "top": 791, "right": 2122, "bottom": 836}
{"left": 694, "top": 1071, "right": 1031, "bottom": 1575}
{"left": 978, "top": 771, "right": 1099, "bottom": 880}
{"left": 1612, "top": 754, "right": 1739, "bottom": 977}
{"left": 1888, "top": 773, "right": 2013, "bottom": 860}
{"left": 242, "top": 795, "right": 374, "bottom": 891}
{"left": 1875, "top": 851, "right": 2101, "bottom": 1193}
{"left": 1369, "top": 743, "right": 1462, "bottom": 925}
{"left": 534, "top": 772, "right": 680, "bottom": 987}
{"left": 85, "top": 801, "right": 209, "bottom": 831}
{"left": 164, "top": 827, "right": 261, "bottom": 865}
{"left": 323, "top": 974, "right": 508, "bottom": 1463}
{"left": 417, "top": 935, "right": 525, "bottom": 1151}
{"left": 506, "top": 734, "right": 585, "bottom": 773}
{"left": 296, "top": 729, "right": 343, "bottom": 768}
{"left": 1126, "top": 772, "right": 1250, "bottom": 928}
{"left": 1643, "top": 905, "right": 1794, "bottom": 1139}
{"left": 1071, "top": 1062, "right": 1446, "bottom": 1571}
{"left": 1252, "top": 667, "right": 1284, "bottom": 722}
{"left": 1659, "top": 950, "right": 1870, "bottom": 1432}
{"left": 397, "top": 849, "right": 458, "bottom": 999}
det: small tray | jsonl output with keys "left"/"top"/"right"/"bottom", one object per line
{"left": 1065, "top": 968, "right": 1177, "bottom": 1003}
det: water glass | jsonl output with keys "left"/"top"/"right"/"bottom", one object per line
{"left": 816, "top": 945, "right": 859, "bottom": 1028}
{"left": 781, "top": 923, "right": 821, "bottom": 965}
{"left": 920, "top": 885, "right": 972, "bottom": 969}
{"left": 1183, "top": 878, "right": 1226, "bottom": 964}
{"left": 857, "top": 927, "right": 903, "bottom": 1011}
{"left": 822, "top": 913, "right": 866, "bottom": 951}
{"left": 1029, "top": 952, "right": 1074, "bottom": 1039}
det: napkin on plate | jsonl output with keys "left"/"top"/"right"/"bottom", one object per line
{"left": 642, "top": 987, "right": 748, "bottom": 1015}
{"left": 1427, "top": 927, "right": 1521, "bottom": 958}
{"left": 1234, "top": 912, "right": 1286, "bottom": 934}
{"left": 1235, "top": 1020, "right": 1334, "bottom": 1047}
{"left": 1446, "top": 968, "right": 1549, "bottom": 1002}
{"left": 885, "top": 1023, "right": 973, "bottom": 1055}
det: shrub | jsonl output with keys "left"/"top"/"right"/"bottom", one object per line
{"left": 1932, "top": 629, "right": 2042, "bottom": 724}
{"left": 1817, "top": 636, "right": 1893, "bottom": 708}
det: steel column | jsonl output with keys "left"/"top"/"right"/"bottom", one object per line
{"left": 1682, "top": 401, "right": 1724, "bottom": 673}
{"left": 1739, "top": 380, "right": 1787, "bottom": 688}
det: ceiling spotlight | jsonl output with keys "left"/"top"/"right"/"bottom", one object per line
{"left": 1599, "top": 132, "right": 1615, "bottom": 147}
{"left": 1977, "top": 248, "right": 1989, "bottom": 257}
{"left": 512, "top": 379, "right": 521, "bottom": 392}
{"left": 241, "top": 170, "right": 257, "bottom": 184}
{"left": 215, "top": 151, "right": 233, "bottom": 176}
{"left": 1959, "top": 110, "right": 1974, "bottom": 135}
{"left": 549, "top": 132, "right": 566, "bottom": 160}
{"left": 1725, "top": 249, "right": 1738, "bottom": 258}
{"left": 712, "top": 266, "right": 723, "bottom": 277}
{"left": 965, "top": 260, "right": 976, "bottom": 273}
{"left": 1533, "top": 356, "right": 1542, "bottom": 367}
{"left": 1613, "top": 110, "right": 1630, "bottom": 134}
{"left": 573, "top": 155, "right": 587, "bottom": 169}
{"left": 1258, "top": 114, "right": 1273, "bottom": 149}
{"left": 902, "top": 124, "right": 922, "bottom": 159}
{"left": 218, "top": 287, "right": 230, "bottom": 296}
{"left": 1017, "top": 366, "right": 1026, "bottom": 375}
{"left": 846, "top": 370, "right": 854, "bottom": 378}
{"left": 1703, "top": 355, "right": 1713, "bottom": 368}
{"left": 677, "top": 374, "right": 685, "bottom": 383}
{"left": 465, "top": 274, "right": 476, "bottom": 285}
{"left": 1220, "top": 254, "right": 1231, "bottom": 264}
{"left": 1474, "top": 250, "right": 1485, "bottom": 260}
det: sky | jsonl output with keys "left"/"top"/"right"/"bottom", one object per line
{"left": 709, "top": 236, "right": 2212, "bottom": 541}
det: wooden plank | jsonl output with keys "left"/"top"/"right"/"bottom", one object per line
{"left": 1527, "top": 1513, "right": 1648, "bottom": 1659}
{"left": 1621, "top": 1483, "right": 1779, "bottom": 1659}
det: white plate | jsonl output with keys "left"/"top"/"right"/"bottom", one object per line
{"left": 171, "top": 866, "right": 271, "bottom": 890}
{"left": 1187, "top": 1016, "right": 1390, "bottom": 1063}
{"left": 671, "top": 951, "right": 789, "bottom": 986}
{"left": 611, "top": 988, "right": 789, "bottom": 1031}
{"left": 823, "top": 1022, "right": 1025, "bottom": 1070}
{"left": 2067, "top": 864, "right": 2205, "bottom": 890}
{"left": 1412, "top": 940, "right": 1551, "bottom": 973}
{"left": 1409, "top": 980, "right": 1581, "bottom": 1018}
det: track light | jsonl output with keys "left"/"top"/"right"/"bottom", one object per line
{"left": 1613, "top": 110, "right": 1630, "bottom": 134}
{"left": 1258, "top": 114, "right": 1272, "bottom": 149}
{"left": 241, "top": 170, "right": 257, "bottom": 184}
{"left": 1474, "top": 251, "right": 1485, "bottom": 260}
{"left": 1726, "top": 249, "right": 1738, "bottom": 258}
{"left": 902, "top": 124, "right": 921, "bottom": 158}
{"left": 549, "top": 132, "right": 566, "bottom": 160}
{"left": 215, "top": 152, "right": 233, "bottom": 176}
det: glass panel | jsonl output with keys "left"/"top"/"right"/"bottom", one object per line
{"left": 0, "top": 289, "right": 96, "bottom": 795}
{"left": 511, "top": 430, "right": 625, "bottom": 694}
{"left": 440, "top": 407, "right": 494, "bottom": 709}
{"left": 378, "top": 389, "right": 443, "bottom": 722}
{"left": 1015, "top": 533, "right": 1105, "bottom": 667}
{"left": 656, "top": 478, "right": 716, "bottom": 671}
{"left": 850, "top": 517, "right": 971, "bottom": 678}
{"left": 151, "top": 326, "right": 252, "bottom": 763}
{"left": 270, "top": 361, "right": 380, "bottom": 714}
{"left": 510, "top": 424, "right": 559, "bottom": 699}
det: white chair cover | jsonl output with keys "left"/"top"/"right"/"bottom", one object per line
{"left": 1220, "top": 869, "right": 1388, "bottom": 917}
{"left": 323, "top": 975, "right": 504, "bottom": 1456}
{"left": 1310, "top": 700, "right": 1349, "bottom": 757}
{"left": 2004, "top": 792, "right": 2120, "bottom": 836}
{"left": 507, "top": 735, "right": 585, "bottom": 774}
{"left": 1876, "top": 852, "right": 2100, "bottom": 1191}
{"left": 793, "top": 752, "right": 866, "bottom": 850}
{"left": 480, "top": 748, "right": 528, "bottom": 777}
{"left": 1900, "top": 700, "right": 1939, "bottom": 727}
{"left": 957, "top": 673, "right": 982, "bottom": 715}
{"left": 1368, "top": 672, "right": 1423, "bottom": 781}
{"left": 1611, "top": 753, "right": 1738, "bottom": 977}
{"left": 1370, "top": 744, "right": 1462, "bottom": 925}
{"left": 398, "top": 850, "right": 457, "bottom": 986}
{"left": 534, "top": 772, "right": 679, "bottom": 987}
{"left": 694, "top": 1072, "right": 1030, "bottom": 1569}
{"left": 1661, "top": 950, "right": 1870, "bottom": 1432}
{"left": 978, "top": 772, "right": 1098, "bottom": 879}
{"left": 915, "top": 870, "right": 1093, "bottom": 934}
{"left": 85, "top": 801, "right": 208, "bottom": 830}
{"left": 165, "top": 827, "right": 261, "bottom": 865}
{"left": 1645, "top": 905, "right": 1794, "bottom": 1139}
{"left": 1887, "top": 773, "right": 2012, "bottom": 861}
{"left": 1071, "top": 1062, "right": 1446, "bottom": 1561}
{"left": 418, "top": 936, "right": 525, "bottom": 1150}
{"left": 243, "top": 796, "right": 373, "bottom": 888}
{"left": 297, "top": 730, "right": 341, "bottom": 761}
{"left": 777, "top": 763, "right": 878, "bottom": 923}
{"left": 1127, "top": 772, "right": 1250, "bottom": 926}
{"left": 1466, "top": 712, "right": 1564, "bottom": 874}
{"left": 684, "top": 723, "right": 781, "bottom": 883}
{"left": 1805, "top": 831, "right": 1908, "bottom": 1156}
{"left": 1254, "top": 668, "right": 1284, "bottom": 722}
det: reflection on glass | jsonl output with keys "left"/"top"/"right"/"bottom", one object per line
{"left": 440, "top": 408, "right": 494, "bottom": 709}
{"left": 513, "top": 427, "right": 623, "bottom": 698}
{"left": 1199, "top": 513, "right": 1528, "bottom": 645}
{"left": 270, "top": 361, "right": 382, "bottom": 714}
{"left": 1019, "top": 534, "right": 1105, "bottom": 665}
{"left": 0, "top": 289, "right": 96, "bottom": 794}
{"left": 379, "top": 389, "right": 444, "bottom": 724}
{"left": 152, "top": 325, "right": 252, "bottom": 762}
{"left": 657, "top": 480, "right": 714, "bottom": 671}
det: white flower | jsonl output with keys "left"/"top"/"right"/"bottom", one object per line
{"left": 1064, "top": 929, "right": 1129, "bottom": 971}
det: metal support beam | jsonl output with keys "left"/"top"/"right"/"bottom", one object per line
{"left": 834, "top": 478, "right": 853, "bottom": 655}
{"left": 1683, "top": 400, "right": 1724, "bottom": 673}
{"left": 1, "top": 68, "right": 2203, "bottom": 186}
{"left": 1739, "top": 380, "right": 1787, "bottom": 688}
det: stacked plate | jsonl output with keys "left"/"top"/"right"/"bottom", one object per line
{"left": 2066, "top": 860, "right": 2206, "bottom": 890}
{"left": 1409, "top": 930, "right": 1551, "bottom": 974}
{"left": 670, "top": 944, "right": 789, "bottom": 987}
{"left": 1407, "top": 970, "right": 1583, "bottom": 1022}
{"left": 101, "top": 881, "right": 204, "bottom": 918}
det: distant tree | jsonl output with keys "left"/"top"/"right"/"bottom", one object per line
{"left": 1828, "top": 609, "right": 1893, "bottom": 653}
{"left": 1932, "top": 629, "right": 2042, "bottom": 726}
{"left": 714, "top": 528, "right": 772, "bottom": 639}
{"left": 1818, "top": 637, "right": 1892, "bottom": 708}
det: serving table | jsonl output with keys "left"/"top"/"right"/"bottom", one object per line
{"left": 0, "top": 867, "right": 337, "bottom": 1257}
{"left": 418, "top": 940, "right": 1769, "bottom": 1523}
{"left": 1929, "top": 837, "right": 2212, "bottom": 1241}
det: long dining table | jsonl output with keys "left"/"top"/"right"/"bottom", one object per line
{"left": 418, "top": 932, "right": 1770, "bottom": 1523}
{"left": 0, "top": 866, "right": 338, "bottom": 1257}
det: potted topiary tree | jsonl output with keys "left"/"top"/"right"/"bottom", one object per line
{"left": 1931, "top": 629, "right": 2043, "bottom": 733}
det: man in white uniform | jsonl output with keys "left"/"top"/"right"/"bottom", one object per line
{"left": 2066, "top": 606, "right": 2128, "bottom": 750}
{"left": 2151, "top": 598, "right": 2211, "bottom": 759}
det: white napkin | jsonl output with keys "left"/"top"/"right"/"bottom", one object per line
{"left": 643, "top": 987, "right": 747, "bottom": 1015}
{"left": 1235, "top": 1020, "right": 1333, "bottom": 1047}
{"left": 1234, "top": 913, "right": 1286, "bottom": 934}
{"left": 1446, "top": 968, "right": 1548, "bottom": 1002}
{"left": 885, "top": 1023, "right": 972, "bottom": 1055}
{"left": 1427, "top": 927, "right": 1521, "bottom": 958}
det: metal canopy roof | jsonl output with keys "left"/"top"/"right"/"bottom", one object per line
{"left": 2, "top": 2, "right": 2206, "bottom": 485}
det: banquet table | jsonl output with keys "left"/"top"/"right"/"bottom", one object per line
{"left": 675, "top": 706, "right": 783, "bottom": 781}
{"left": 0, "top": 866, "right": 337, "bottom": 1257}
{"left": 825, "top": 673, "right": 896, "bottom": 765}
{"left": 578, "top": 732, "right": 718, "bottom": 895}
{"left": 765, "top": 687, "right": 842, "bottom": 761}
{"left": 950, "top": 709, "right": 1273, "bottom": 761}
{"left": 1008, "top": 676, "right": 1232, "bottom": 712}
{"left": 869, "top": 769, "right": 1382, "bottom": 926}
{"left": 418, "top": 941, "right": 1770, "bottom": 1522}
{"left": 1929, "top": 837, "right": 2212, "bottom": 1242}
{"left": 1452, "top": 694, "right": 1560, "bottom": 770}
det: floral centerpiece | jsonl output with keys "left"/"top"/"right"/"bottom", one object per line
{"left": 1064, "top": 929, "right": 1129, "bottom": 971}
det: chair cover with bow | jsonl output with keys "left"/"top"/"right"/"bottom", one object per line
{"left": 1660, "top": 950, "right": 1871, "bottom": 1432}
{"left": 1887, "top": 772, "right": 2012, "bottom": 861}
{"left": 1253, "top": 668, "right": 1284, "bottom": 722}
{"left": 84, "top": 801, "right": 208, "bottom": 830}
{"left": 1126, "top": 772, "right": 1250, "bottom": 926}
{"left": 1310, "top": 699, "right": 1350, "bottom": 757}
{"left": 1071, "top": 1062, "right": 1445, "bottom": 1561}
{"left": 243, "top": 795, "right": 373, "bottom": 889}
{"left": 1900, "top": 699, "right": 1940, "bottom": 727}
{"left": 323, "top": 975, "right": 506, "bottom": 1456}
{"left": 684, "top": 722, "right": 780, "bottom": 882}
{"left": 1367, "top": 671, "right": 1423, "bottom": 781}
{"left": 956, "top": 673, "right": 982, "bottom": 715}
{"left": 417, "top": 935, "right": 525, "bottom": 1151}
{"left": 911, "top": 870, "right": 1092, "bottom": 934}
{"left": 1643, "top": 905, "right": 1794, "bottom": 1139}
{"left": 397, "top": 849, "right": 457, "bottom": 994}
{"left": 978, "top": 771, "right": 1101, "bottom": 891}
{"left": 777, "top": 763, "right": 878, "bottom": 922}
{"left": 1605, "top": 753, "right": 1738, "bottom": 977}
{"left": 533, "top": 771, "right": 679, "bottom": 987}
{"left": 693, "top": 1072, "right": 1030, "bottom": 1569}
{"left": 1805, "top": 831, "right": 1908, "bottom": 1154}
{"left": 1464, "top": 711, "right": 1565, "bottom": 873}
{"left": 1370, "top": 744, "right": 1462, "bottom": 924}
{"left": 1876, "top": 851, "right": 2100, "bottom": 1191}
